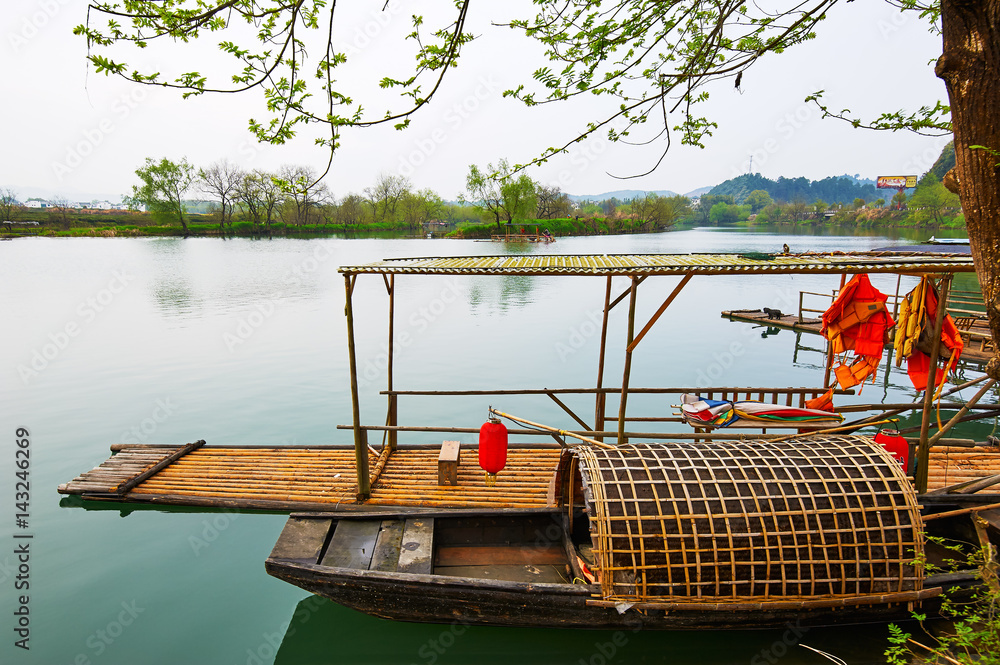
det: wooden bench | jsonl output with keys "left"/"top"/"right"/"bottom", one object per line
{"left": 438, "top": 440, "right": 461, "bottom": 486}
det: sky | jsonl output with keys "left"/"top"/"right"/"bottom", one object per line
{"left": 2, "top": 1, "right": 954, "bottom": 204}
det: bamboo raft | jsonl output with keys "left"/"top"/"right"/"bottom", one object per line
{"left": 926, "top": 445, "right": 1000, "bottom": 491}
{"left": 60, "top": 440, "right": 1000, "bottom": 512}
{"left": 58, "top": 443, "right": 563, "bottom": 511}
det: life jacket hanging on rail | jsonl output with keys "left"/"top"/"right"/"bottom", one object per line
{"left": 821, "top": 273, "right": 894, "bottom": 391}
{"left": 893, "top": 277, "right": 963, "bottom": 391}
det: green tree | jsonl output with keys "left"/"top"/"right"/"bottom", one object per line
{"left": 536, "top": 185, "right": 573, "bottom": 219}
{"left": 0, "top": 187, "right": 21, "bottom": 223}
{"left": 709, "top": 202, "right": 741, "bottom": 225}
{"left": 198, "top": 159, "right": 242, "bottom": 232}
{"left": 812, "top": 199, "right": 828, "bottom": 218}
{"left": 852, "top": 198, "right": 866, "bottom": 210}
{"left": 696, "top": 194, "right": 734, "bottom": 225}
{"left": 364, "top": 173, "right": 410, "bottom": 224}
{"left": 909, "top": 173, "right": 962, "bottom": 225}
{"left": 464, "top": 163, "right": 505, "bottom": 228}
{"left": 127, "top": 157, "right": 195, "bottom": 233}
{"left": 744, "top": 190, "right": 772, "bottom": 214}
{"left": 501, "top": 174, "right": 538, "bottom": 223}
{"left": 464, "top": 160, "right": 537, "bottom": 227}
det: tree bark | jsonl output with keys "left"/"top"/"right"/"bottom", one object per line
{"left": 938, "top": 0, "right": 1000, "bottom": 379}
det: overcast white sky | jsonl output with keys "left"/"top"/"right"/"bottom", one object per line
{"left": 3, "top": 1, "right": 952, "bottom": 203}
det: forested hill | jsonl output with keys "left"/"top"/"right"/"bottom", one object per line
{"left": 708, "top": 173, "right": 880, "bottom": 205}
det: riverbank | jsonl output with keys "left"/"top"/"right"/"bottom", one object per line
{"left": 2, "top": 207, "right": 967, "bottom": 240}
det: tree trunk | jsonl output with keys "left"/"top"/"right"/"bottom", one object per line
{"left": 938, "top": 0, "right": 1000, "bottom": 379}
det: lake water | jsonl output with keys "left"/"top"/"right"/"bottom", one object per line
{"left": 2, "top": 227, "right": 993, "bottom": 665}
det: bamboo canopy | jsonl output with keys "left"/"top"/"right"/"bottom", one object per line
{"left": 574, "top": 436, "right": 924, "bottom": 604}
{"left": 338, "top": 252, "right": 976, "bottom": 277}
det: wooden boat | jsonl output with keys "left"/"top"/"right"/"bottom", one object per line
{"left": 266, "top": 436, "right": 996, "bottom": 629}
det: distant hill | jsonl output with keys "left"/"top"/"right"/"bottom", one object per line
{"left": 683, "top": 186, "right": 714, "bottom": 199}
{"left": 708, "top": 173, "right": 879, "bottom": 205}
{"left": 927, "top": 142, "right": 956, "bottom": 180}
{"left": 567, "top": 189, "right": 678, "bottom": 202}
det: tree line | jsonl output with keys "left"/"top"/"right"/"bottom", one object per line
{"left": 123, "top": 156, "right": 694, "bottom": 236}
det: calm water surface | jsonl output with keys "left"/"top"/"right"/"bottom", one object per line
{"left": 1, "top": 228, "right": 992, "bottom": 665}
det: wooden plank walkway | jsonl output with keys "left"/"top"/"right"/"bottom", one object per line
{"left": 59, "top": 444, "right": 562, "bottom": 511}
{"left": 722, "top": 309, "right": 823, "bottom": 334}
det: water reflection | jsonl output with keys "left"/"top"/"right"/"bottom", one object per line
{"left": 272, "top": 594, "right": 899, "bottom": 665}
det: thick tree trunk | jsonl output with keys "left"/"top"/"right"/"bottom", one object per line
{"left": 937, "top": 0, "right": 1000, "bottom": 379}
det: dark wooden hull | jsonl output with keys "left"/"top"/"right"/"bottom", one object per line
{"left": 264, "top": 558, "right": 943, "bottom": 630}
{"left": 264, "top": 507, "right": 961, "bottom": 630}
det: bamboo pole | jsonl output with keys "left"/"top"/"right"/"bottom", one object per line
{"left": 344, "top": 274, "right": 370, "bottom": 499}
{"left": 626, "top": 272, "right": 693, "bottom": 353}
{"left": 595, "top": 275, "right": 612, "bottom": 440}
{"left": 917, "top": 275, "right": 953, "bottom": 494}
{"left": 928, "top": 379, "right": 998, "bottom": 446}
{"left": 387, "top": 273, "right": 397, "bottom": 451}
{"left": 922, "top": 501, "right": 1000, "bottom": 522}
{"left": 489, "top": 409, "right": 616, "bottom": 449}
{"left": 618, "top": 276, "right": 639, "bottom": 444}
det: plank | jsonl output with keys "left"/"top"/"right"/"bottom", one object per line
{"left": 269, "top": 517, "right": 332, "bottom": 564}
{"left": 369, "top": 519, "right": 404, "bottom": 572}
{"left": 396, "top": 517, "right": 434, "bottom": 574}
{"left": 435, "top": 544, "right": 566, "bottom": 566}
{"left": 320, "top": 520, "right": 381, "bottom": 570}
{"left": 115, "top": 439, "right": 206, "bottom": 494}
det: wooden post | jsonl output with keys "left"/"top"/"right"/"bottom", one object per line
{"left": 344, "top": 274, "right": 371, "bottom": 499}
{"left": 617, "top": 276, "right": 639, "bottom": 445}
{"left": 916, "top": 275, "right": 952, "bottom": 495}
{"left": 387, "top": 274, "right": 397, "bottom": 451}
{"left": 595, "top": 276, "right": 612, "bottom": 440}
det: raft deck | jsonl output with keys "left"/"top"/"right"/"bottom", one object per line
{"left": 58, "top": 443, "right": 563, "bottom": 511}
{"left": 60, "top": 441, "right": 1000, "bottom": 511}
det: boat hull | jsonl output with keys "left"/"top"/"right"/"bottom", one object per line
{"left": 264, "top": 558, "right": 930, "bottom": 630}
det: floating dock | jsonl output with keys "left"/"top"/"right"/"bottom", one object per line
{"left": 721, "top": 308, "right": 995, "bottom": 365}
{"left": 58, "top": 443, "right": 562, "bottom": 511}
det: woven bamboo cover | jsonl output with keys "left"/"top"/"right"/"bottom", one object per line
{"left": 575, "top": 436, "right": 923, "bottom": 603}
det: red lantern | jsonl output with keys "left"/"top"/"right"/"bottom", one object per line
{"left": 479, "top": 418, "right": 508, "bottom": 486}
{"left": 874, "top": 429, "right": 909, "bottom": 471}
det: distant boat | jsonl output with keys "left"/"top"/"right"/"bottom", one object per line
{"left": 922, "top": 236, "right": 969, "bottom": 245}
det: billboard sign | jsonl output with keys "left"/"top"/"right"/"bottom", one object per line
{"left": 877, "top": 176, "right": 918, "bottom": 189}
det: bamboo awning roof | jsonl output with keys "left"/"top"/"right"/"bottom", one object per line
{"left": 338, "top": 251, "right": 976, "bottom": 277}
